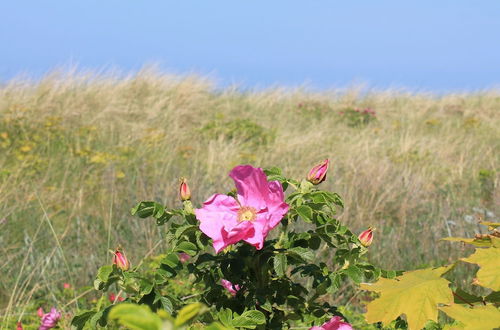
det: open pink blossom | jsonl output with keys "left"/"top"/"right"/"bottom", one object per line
{"left": 310, "top": 316, "right": 352, "bottom": 330}
{"left": 39, "top": 307, "right": 61, "bottom": 330}
{"left": 220, "top": 279, "right": 241, "bottom": 296}
{"left": 195, "top": 165, "right": 289, "bottom": 253}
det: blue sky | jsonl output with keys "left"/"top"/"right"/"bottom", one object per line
{"left": 1, "top": 1, "right": 499, "bottom": 91}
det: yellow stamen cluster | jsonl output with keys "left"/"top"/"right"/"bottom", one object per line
{"left": 237, "top": 206, "right": 257, "bottom": 222}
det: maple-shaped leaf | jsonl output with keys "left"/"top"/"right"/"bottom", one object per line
{"left": 360, "top": 266, "right": 453, "bottom": 330}
{"left": 442, "top": 236, "right": 493, "bottom": 247}
{"left": 439, "top": 304, "right": 500, "bottom": 330}
{"left": 461, "top": 245, "right": 500, "bottom": 291}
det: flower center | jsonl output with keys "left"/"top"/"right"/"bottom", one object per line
{"left": 237, "top": 206, "right": 257, "bottom": 222}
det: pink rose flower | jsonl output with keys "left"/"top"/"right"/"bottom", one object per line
{"left": 39, "top": 307, "right": 61, "bottom": 330}
{"left": 195, "top": 165, "right": 289, "bottom": 253}
{"left": 310, "top": 316, "right": 353, "bottom": 330}
{"left": 220, "top": 279, "right": 241, "bottom": 296}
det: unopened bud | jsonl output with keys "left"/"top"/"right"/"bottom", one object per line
{"left": 307, "top": 159, "right": 330, "bottom": 185}
{"left": 37, "top": 307, "right": 44, "bottom": 318}
{"left": 17, "top": 322, "right": 23, "bottom": 330}
{"left": 358, "top": 227, "right": 374, "bottom": 247}
{"left": 113, "top": 248, "right": 130, "bottom": 271}
{"left": 179, "top": 178, "right": 191, "bottom": 201}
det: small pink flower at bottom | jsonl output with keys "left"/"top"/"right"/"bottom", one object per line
{"left": 37, "top": 307, "right": 44, "bottom": 318}
{"left": 220, "top": 279, "right": 241, "bottom": 296}
{"left": 178, "top": 252, "right": 191, "bottom": 263}
{"left": 16, "top": 322, "right": 23, "bottom": 330}
{"left": 195, "top": 165, "right": 289, "bottom": 253}
{"left": 310, "top": 316, "right": 352, "bottom": 330}
{"left": 39, "top": 307, "right": 61, "bottom": 330}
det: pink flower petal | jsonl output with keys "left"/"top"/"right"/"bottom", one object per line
{"left": 229, "top": 165, "right": 269, "bottom": 210}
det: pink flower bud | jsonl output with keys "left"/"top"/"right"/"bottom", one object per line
{"left": 37, "top": 307, "right": 44, "bottom": 318}
{"left": 16, "top": 322, "right": 23, "bottom": 330}
{"left": 358, "top": 227, "right": 374, "bottom": 247}
{"left": 307, "top": 159, "right": 330, "bottom": 185}
{"left": 63, "top": 283, "right": 71, "bottom": 289}
{"left": 178, "top": 252, "right": 191, "bottom": 263}
{"left": 220, "top": 279, "right": 241, "bottom": 296}
{"left": 39, "top": 307, "right": 61, "bottom": 330}
{"left": 310, "top": 316, "right": 353, "bottom": 330}
{"left": 113, "top": 248, "right": 130, "bottom": 271}
{"left": 179, "top": 178, "right": 191, "bottom": 201}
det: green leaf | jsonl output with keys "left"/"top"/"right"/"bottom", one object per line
{"left": 274, "top": 254, "right": 287, "bottom": 277}
{"left": 71, "top": 310, "right": 96, "bottom": 330}
{"left": 439, "top": 304, "right": 500, "bottom": 330}
{"left": 174, "top": 241, "right": 198, "bottom": 256}
{"left": 161, "top": 253, "right": 180, "bottom": 268}
{"left": 360, "top": 266, "right": 453, "bottom": 330}
{"left": 174, "top": 302, "right": 208, "bottom": 327}
{"left": 217, "top": 308, "right": 234, "bottom": 327}
{"left": 461, "top": 245, "right": 500, "bottom": 290}
{"left": 159, "top": 296, "right": 173, "bottom": 314}
{"left": 232, "top": 310, "right": 266, "bottom": 328}
{"left": 296, "top": 205, "right": 313, "bottom": 223}
{"left": 343, "top": 265, "right": 364, "bottom": 284}
{"left": 205, "top": 322, "right": 233, "bottom": 330}
{"left": 108, "top": 303, "right": 162, "bottom": 330}
{"left": 288, "top": 247, "right": 315, "bottom": 263}
{"left": 94, "top": 265, "right": 114, "bottom": 290}
{"left": 130, "top": 201, "right": 165, "bottom": 219}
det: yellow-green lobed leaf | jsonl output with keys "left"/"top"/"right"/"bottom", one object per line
{"left": 439, "top": 304, "right": 500, "bottom": 330}
{"left": 360, "top": 266, "right": 453, "bottom": 330}
{"left": 461, "top": 245, "right": 500, "bottom": 291}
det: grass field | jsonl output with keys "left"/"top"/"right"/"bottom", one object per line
{"left": 0, "top": 70, "right": 498, "bottom": 322}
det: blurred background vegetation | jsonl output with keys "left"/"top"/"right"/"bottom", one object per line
{"left": 0, "top": 70, "right": 498, "bottom": 322}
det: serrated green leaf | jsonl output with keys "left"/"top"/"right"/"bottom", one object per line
{"left": 439, "top": 304, "right": 500, "bottom": 330}
{"left": 274, "top": 254, "right": 287, "bottom": 277}
{"left": 232, "top": 310, "right": 266, "bottom": 328}
{"left": 174, "top": 241, "right": 198, "bottom": 256}
{"left": 461, "top": 246, "right": 500, "bottom": 291}
{"left": 288, "top": 247, "right": 315, "bottom": 263}
{"left": 71, "top": 310, "right": 95, "bottom": 330}
{"left": 296, "top": 205, "right": 313, "bottom": 223}
{"left": 343, "top": 265, "right": 364, "bottom": 284}
{"left": 360, "top": 266, "right": 453, "bottom": 330}
{"left": 159, "top": 296, "right": 173, "bottom": 314}
{"left": 161, "top": 253, "right": 180, "bottom": 268}
{"left": 130, "top": 201, "right": 165, "bottom": 219}
{"left": 174, "top": 302, "right": 208, "bottom": 327}
{"left": 108, "top": 303, "right": 162, "bottom": 330}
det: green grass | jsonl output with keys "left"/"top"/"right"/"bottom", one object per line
{"left": 0, "top": 70, "right": 498, "bottom": 325}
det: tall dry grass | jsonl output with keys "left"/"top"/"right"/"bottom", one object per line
{"left": 0, "top": 69, "right": 498, "bottom": 319}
